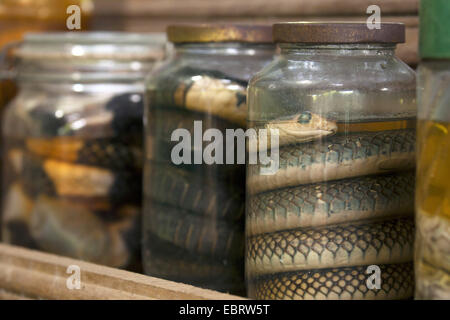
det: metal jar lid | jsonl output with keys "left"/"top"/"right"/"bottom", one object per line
{"left": 167, "top": 24, "right": 273, "bottom": 44}
{"left": 273, "top": 22, "right": 405, "bottom": 44}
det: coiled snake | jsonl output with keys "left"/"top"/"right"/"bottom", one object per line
{"left": 143, "top": 67, "right": 248, "bottom": 295}
{"left": 246, "top": 116, "right": 416, "bottom": 300}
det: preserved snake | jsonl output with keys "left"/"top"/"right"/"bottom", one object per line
{"left": 247, "top": 129, "right": 416, "bottom": 194}
{"left": 246, "top": 115, "right": 416, "bottom": 300}
{"left": 146, "top": 202, "right": 243, "bottom": 259}
{"left": 2, "top": 93, "right": 144, "bottom": 270}
{"left": 247, "top": 172, "right": 415, "bottom": 235}
{"left": 143, "top": 232, "right": 245, "bottom": 295}
{"left": 145, "top": 164, "right": 244, "bottom": 221}
{"left": 247, "top": 217, "right": 414, "bottom": 275}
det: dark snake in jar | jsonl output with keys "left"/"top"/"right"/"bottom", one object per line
{"left": 142, "top": 67, "right": 248, "bottom": 295}
{"left": 2, "top": 93, "right": 144, "bottom": 269}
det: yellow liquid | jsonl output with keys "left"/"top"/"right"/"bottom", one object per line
{"left": 336, "top": 118, "right": 416, "bottom": 133}
{"left": 416, "top": 120, "right": 450, "bottom": 220}
{"left": 415, "top": 120, "right": 450, "bottom": 299}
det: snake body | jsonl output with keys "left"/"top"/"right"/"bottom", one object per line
{"left": 146, "top": 203, "right": 244, "bottom": 259}
{"left": 143, "top": 232, "right": 245, "bottom": 296}
{"left": 248, "top": 129, "right": 416, "bottom": 194}
{"left": 249, "top": 263, "right": 414, "bottom": 300}
{"left": 26, "top": 137, "right": 143, "bottom": 170}
{"left": 143, "top": 66, "right": 251, "bottom": 294}
{"left": 9, "top": 145, "right": 142, "bottom": 205}
{"left": 150, "top": 66, "right": 248, "bottom": 127}
{"left": 247, "top": 172, "right": 415, "bottom": 235}
{"left": 145, "top": 164, "right": 244, "bottom": 221}
{"left": 247, "top": 217, "right": 414, "bottom": 275}
{"left": 246, "top": 119, "right": 416, "bottom": 299}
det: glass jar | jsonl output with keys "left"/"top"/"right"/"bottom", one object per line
{"left": 1, "top": 32, "right": 166, "bottom": 271}
{"left": 246, "top": 23, "right": 417, "bottom": 300}
{"left": 143, "top": 24, "right": 275, "bottom": 295}
{"left": 415, "top": 0, "right": 450, "bottom": 300}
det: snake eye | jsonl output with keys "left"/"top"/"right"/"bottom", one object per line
{"left": 298, "top": 111, "right": 312, "bottom": 124}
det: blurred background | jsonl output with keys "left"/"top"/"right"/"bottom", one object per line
{"left": 0, "top": 0, "right": 418, "bottom": 66}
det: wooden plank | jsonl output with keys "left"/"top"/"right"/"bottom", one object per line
{"left": 93, "top": 0, "right": 418, "bottom": 17}
{"left": 0, "top": 244, "right": 245, "bottom": 300}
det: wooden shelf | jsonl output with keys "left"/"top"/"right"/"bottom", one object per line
{"left": 92, "top": 0, "right": 418, "bottom": 18}
{"left": 0, "top": 244, "right": 245, "bottom": 300}
{"left": 90, "top": 0, "right": 419, "bottom": 66}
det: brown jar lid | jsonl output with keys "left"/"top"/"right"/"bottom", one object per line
{"left": 273, "top": 22, "right": 405, "bottom": 44}
{"left": 167, "top": 24, "right": 273, "bottom": 44}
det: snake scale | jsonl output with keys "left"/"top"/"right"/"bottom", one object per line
{"left": 2, "top": 93, "right": 144, "bottom": 270}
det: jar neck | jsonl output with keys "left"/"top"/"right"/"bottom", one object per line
{"left": 17, "top": 81, "right": 145, "bottom": 94}
{"left": 174, "top": 42, "right": 275, "bottom": 57}
{"left": 12, "top": 32, "right": 166, "bottom": 83}
{"left": 278, "top": 43, "right": 397, "bottom": 57}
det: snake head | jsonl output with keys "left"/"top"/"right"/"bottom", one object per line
{"left": 295, "top": 111, "right": 337, "bottom": 134}
{"left": 265, "top": 112, "right": 337, "bottom": 146}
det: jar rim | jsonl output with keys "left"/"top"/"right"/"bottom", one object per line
{"left": 167, "top": 24, "right": 273, "bottom": 44}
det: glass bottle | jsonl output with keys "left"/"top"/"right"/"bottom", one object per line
{"left": 415, "top": 0, "right": 450, "bottom": 300}
{"left": 143, "top": 24, "right": 275, "bottom": 296}
{"left": 246, "top": 22, "right": 417, "bottom": 300}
